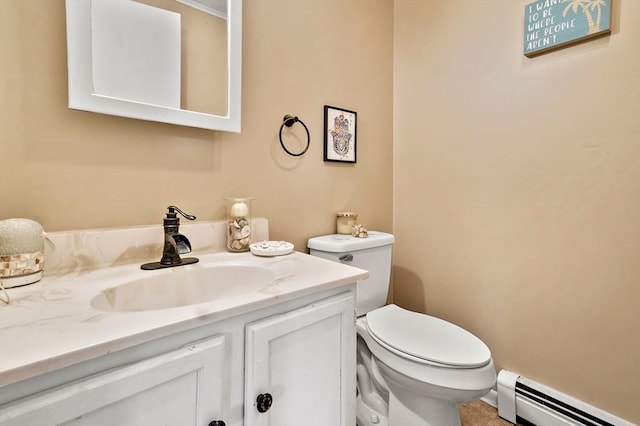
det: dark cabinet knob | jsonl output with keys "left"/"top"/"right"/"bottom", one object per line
{"left": 256, "top": 393, "right": 273, "bottom": 413}
{"left": 208, "top": 421, "right": 225, "bottom": 426}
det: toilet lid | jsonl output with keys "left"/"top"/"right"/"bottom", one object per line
{"left": 366, "top": 304, "right": 491, "bottom": 368}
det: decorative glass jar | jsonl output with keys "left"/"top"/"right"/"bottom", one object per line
{"left": 336, "top": 212, "right": 358, "bottom": 235}
{"left": 0, "top": 218, "right": 45, "bottom": 288}
{"left": 226, "top": 198, "right": 253, "bottom": 252}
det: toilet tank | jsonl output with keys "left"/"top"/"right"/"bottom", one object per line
{"left": 307, "top": 231, "right": 394, "bottom": 316}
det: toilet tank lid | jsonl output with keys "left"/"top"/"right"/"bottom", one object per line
{"left": 307, "top": 231, "right": 394, "bottom": 252}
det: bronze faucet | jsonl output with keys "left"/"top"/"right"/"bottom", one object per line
{"left": 141, "top": 206, "right": 199, "bottom": 270}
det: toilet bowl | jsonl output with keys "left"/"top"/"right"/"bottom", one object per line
{"left": 356, "top": 304, "right": 496, "bottom": 426}
{"left": 308, "top": 232, "right": 497, "bottom": 426}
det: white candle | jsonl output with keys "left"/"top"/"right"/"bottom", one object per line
{"left": 230, "top": 202, "right": 249, "bottom": 217}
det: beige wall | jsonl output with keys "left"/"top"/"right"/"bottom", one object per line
{"left": 394, "top": 0, "right": 639, "bottom": 423}
{"left": 3, "top": 0, "right": 639, "bottom": 423}
{"left": 0, "top": 0, "right": 394, "bottom": 252}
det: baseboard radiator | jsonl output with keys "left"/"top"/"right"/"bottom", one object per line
{"left": 495, "top": 370, "right": 635, "bottom": 426}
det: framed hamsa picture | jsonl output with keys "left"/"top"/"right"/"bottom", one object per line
{"left": 324, "top": 105, "right": 357, "bottom": 163}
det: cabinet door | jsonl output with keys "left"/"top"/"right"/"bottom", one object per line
{"left": 245, "top": 292, "right": 356, "bottom": 426}
{"left": 0, "top": 336, "right": 226, "bottom": 426}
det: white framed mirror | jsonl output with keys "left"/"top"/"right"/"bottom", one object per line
{"left": 65, "top": 0, "right": 242, "bottom": 132}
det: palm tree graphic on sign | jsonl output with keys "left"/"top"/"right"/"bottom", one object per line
{"left": 561, "top": 0, "right": 607, "bottom": 35}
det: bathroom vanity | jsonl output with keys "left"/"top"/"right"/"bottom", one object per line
{"left": 0, "top": 236, "right": 367, "bottom": 426}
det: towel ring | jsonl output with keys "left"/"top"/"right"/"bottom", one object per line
{"left": 279, "top": 115, "right": 310, "bottom": 157}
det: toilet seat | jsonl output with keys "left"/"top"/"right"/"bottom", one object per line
{"left": 366, "top": 304, "right": 491, "bottom": 368}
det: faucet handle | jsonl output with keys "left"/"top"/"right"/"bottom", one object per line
{"left": 167, "top": 206, "right": 196, "bottom": 221}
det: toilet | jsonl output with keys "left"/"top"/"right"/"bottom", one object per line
{"left": 308, "top": 231, "right": 496, "bottom": 426}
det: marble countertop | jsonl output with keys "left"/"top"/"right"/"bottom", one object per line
{"left": 0, "top": 250, "right": 368, "bottom": 388}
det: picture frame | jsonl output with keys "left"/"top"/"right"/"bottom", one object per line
{"left": 324, "top": 105, "right": 357, "bottom": 163}
{"left": 523, "top": 0, "right": 611, "bottom": 57}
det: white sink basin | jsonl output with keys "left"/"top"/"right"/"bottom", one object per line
{"left": 91, "top": 265, "right": 276, "bottom": 312}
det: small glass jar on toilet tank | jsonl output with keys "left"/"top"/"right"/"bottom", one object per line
{"left": 226, "top": 198, "right": 253, "bottom": 252}
{"left": 336, "top": 212, "right": 358, "bottom": 234}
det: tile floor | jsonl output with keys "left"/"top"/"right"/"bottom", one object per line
{"left": 459, "top": 400, "right": 517, "bottom": 426}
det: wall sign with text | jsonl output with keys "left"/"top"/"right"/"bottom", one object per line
{"left": 524, "top": 0, "right": 611, "bottom": 57}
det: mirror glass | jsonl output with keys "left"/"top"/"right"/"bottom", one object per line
{"left": 65, "top": 0, "right": 242, "bottom": 132}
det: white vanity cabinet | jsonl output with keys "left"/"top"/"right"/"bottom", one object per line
{"left": 0, "top": 288, "right": 356, "bottom": 426}
{"left": 244, "top": 292, "right": 356, "bottom": 426}
{"left": 0, "top": 336, "right": 227, "bottom": 426}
